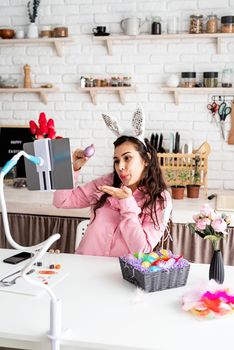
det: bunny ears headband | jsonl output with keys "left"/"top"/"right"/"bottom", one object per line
{"left": 102, "top": 107, "right": 146, "bottom": 146}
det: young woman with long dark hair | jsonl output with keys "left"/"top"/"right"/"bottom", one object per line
{"left": 53, "top": 109, "right": 172, "bottom": 256}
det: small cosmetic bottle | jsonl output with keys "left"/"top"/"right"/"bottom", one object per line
{"left": 55, "top": 249, "right": 61, "bottom": 269}
{"left": 49, "top": 249, "right": 55, "bottom": 269}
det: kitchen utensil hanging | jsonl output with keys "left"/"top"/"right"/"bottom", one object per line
{"left": 209, "top": 95, "right": 233, "bottom": 141}
{"left": 207, "top": 101, "right": 219, "bottom": 126}
{"left": 218, "top": 101, "right": 232, "bottom": 139}
{"left": 211, "top": 94, "right": 234, "bottom": 103}
{"left": 228, "top": 100, "right": 234, "bottom": 144}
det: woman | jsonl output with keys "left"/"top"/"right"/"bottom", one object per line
{"left": 53, "top": 109, "right": 172, "bottom": 257}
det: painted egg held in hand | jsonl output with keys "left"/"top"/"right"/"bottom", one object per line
{"left": 83, "top": 144, "right": 95, "bottom": 158}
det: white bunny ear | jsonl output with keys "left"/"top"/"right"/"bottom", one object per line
{"left": 132, "top": 107, "right": 145, "bottom": 137}
{"left": 102, "top": 114, "right": 123, "bottom": 137}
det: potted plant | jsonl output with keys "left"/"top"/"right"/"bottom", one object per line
{"left": 27, "top": 0, "right": 40, "bottom": 38}
{"left": 187, "top": 155, "right": 201, "bottom": 199}
{"left": 187, "top": 170, "right": 201, "bottom": 198}
{"left": 166, "top": 169, "right": 189, "bottom": 200}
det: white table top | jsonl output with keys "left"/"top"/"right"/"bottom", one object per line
{"left": 0, "top": 248, "right": 234, "bottom": 350}
{"left": 2, "top": 184, "right": 234, "bottom": 224}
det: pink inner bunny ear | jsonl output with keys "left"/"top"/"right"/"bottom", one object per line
{"left": 132, "top": 107, "right": 145, "bottom": 137}
{"left": 102, "top": 114, "right": 123, "bottom": 137}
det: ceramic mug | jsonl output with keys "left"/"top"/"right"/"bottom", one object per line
{"left": 92, "top": 26, "right": 106, "bottom": 34}
{"left": 15, "top": 30, "right": 24, "bottom": 39}
{"left": 120, "top": 17, "right": 145, "bottom": 36}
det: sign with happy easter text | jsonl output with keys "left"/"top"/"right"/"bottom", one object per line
{"left": 0, "top": 126, "right": 32, "bottom": 177}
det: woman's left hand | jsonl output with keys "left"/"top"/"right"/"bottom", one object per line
{"left": 99, "top": 185, "right": 132, "bottom": 199}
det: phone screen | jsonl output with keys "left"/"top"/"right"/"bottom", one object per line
{"left": 3, "top": 252, "right": 32, "bottom": 264}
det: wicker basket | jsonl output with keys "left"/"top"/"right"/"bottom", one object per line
{"left": 119, "top": 258, "right": 190, "bottom": 293}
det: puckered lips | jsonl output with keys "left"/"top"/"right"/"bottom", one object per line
{"left": 119, "top": 172, "right": 129, "bottom": 180}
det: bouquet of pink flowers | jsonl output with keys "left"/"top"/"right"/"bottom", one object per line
{"left": 189, "top": 204, "right": 231, "bottom": 250}
{"left": 29, "top": 112, "right": 62, "bottom": 140}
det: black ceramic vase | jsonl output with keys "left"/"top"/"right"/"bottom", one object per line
{"left": 209, "top": 250, "right": 224, "bottom": 284}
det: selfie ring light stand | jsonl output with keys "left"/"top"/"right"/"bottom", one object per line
{"left": 0, "top": 149, "right": 62, "bottom": 350}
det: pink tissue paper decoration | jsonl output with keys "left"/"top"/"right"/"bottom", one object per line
{"left": 182, "top": 280, "right": 234, "bottom": 319}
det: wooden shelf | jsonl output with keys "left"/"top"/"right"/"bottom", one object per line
{"left": 161, "top": 87, "right": 234, "bottom": 105}
{"left": 77, "top": 86, "right": 136, "bottom": 104}
{"left": 0, "top": 37, "right": 74, "bottom": 56}
{"left": 0, "top": 87, "right": 59, "bottom": 104}
{"left": 93, "top": 33, "right": 234, "bottom": 55}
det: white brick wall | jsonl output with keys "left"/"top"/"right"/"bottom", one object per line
{"left": 0, "top": 0, "right": 234, "bottom": 189}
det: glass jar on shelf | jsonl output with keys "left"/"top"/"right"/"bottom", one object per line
{"left": 94, "top": 79, "right": 102, "bottom": 87}
{"left": 206, "top": 14, "right": 218, "bottom": 33}
{"left": 106, "top": 78, "right": 111, "bottom": 87}
{"left": 167, "top": 16, "right": 179, "bottom": 34}
{"left": 89, "top": 77, "right": 94, "bottom": 88}
{"left": 117, "top": 76, "right": 123, "bottom": 87}
{"left": 101, "top": 79, "right": 108, "bottom": 87}
{"left": 80, "top": 76, "right": 86, "bottom": 88}
{"left": 222, "top": 68, "right": 233, "bottom": 87}
{"left": 123, "top": 76, "right": 132, "bottom": 87}
{"left": 221, "top": 16, "right": 234, "bottom": 33}
{"left": 151, "top": 16, "right": 161, "bottom": 35}
{"left": 203, "top": 72, "right": 218, "bottom": 87}
{"left": 111, "top": 77, "right": 118, "bottom": 87}
{"left": 189, "top": 14, "right": 203, "bottom": 34}
{"left": 85, "top": 77, "right": 90, "bottom": 87}
{"left": 180, "top": 72, "right": 196, "bottom": 88}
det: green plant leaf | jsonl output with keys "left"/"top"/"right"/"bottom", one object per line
{"left": 204, "top": 235, "right": 220, "bottom": 243}
{"left": 188, "top": 223, "right": 196, "bottom": 233}
{"left": 195, "top": 231, "right": 206, "bottom": 239}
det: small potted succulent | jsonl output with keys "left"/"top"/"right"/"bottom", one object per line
{"left": 27, "top": 0, "right": 41, "bottom": 38}
{"left": 187, "top": 155, "right": 201, "bottom": 199}
{"left": 186, "top": 170, "right": 201, "bottom": 198}
{"left": 166, "top": 169, "right": 189, "bottom": 200}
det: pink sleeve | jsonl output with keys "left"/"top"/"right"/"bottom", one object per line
{"left": 118, "top": 191, "right": 172, "bottom": 253}
{"left": 53, "top": 173, "right": 113, "bottom": 209}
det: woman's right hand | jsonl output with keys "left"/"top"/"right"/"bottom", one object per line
{"left": 72, "top": 148, "right": 89, "bottom": 171}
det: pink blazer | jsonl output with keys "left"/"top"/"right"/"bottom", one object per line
{"left": 53, "top": 173, "right": 172, "bottom": 257}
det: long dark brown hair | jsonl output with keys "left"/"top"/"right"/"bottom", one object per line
{"left": 93, "top": 136, "right": 167, "bottom": 227}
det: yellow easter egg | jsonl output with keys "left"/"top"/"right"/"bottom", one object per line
{"left": 159, "top": 249, "right": 169, "bottom": 257}
{"left": 141, "top": 261, "right": 151, "bottom": 269}
{"left": 149, "top": 252, "right": 158, "bottom": 259}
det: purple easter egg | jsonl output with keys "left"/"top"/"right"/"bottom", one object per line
{"left": 84, "top": 144, "right": 95, "bottom": 158}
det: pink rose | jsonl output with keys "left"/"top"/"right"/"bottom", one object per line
{"left": 196, "top": 218, "right": 208, "bottom": 231}
{"left": 192, "top": 214, "right": 200, "bottom": 222}
{"left": 209, "top": 210, "right": 217, "bottom": 221}
{"left": 204, "top": 217, "right": 211, "bottom": 225}
{"left": 200, "top": 204, "right": 213, "bottom": 217}
{"left": 211, "top": 218, "right": 227, "bottom": 233}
